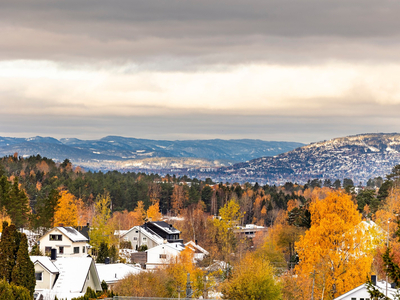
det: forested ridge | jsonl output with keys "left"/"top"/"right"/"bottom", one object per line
{"left": 0, "top": 153, "right": 309, "bottom": 228}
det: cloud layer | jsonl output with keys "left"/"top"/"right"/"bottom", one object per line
{"left": 1, "top": 0, "right": 400, "bottom": 142}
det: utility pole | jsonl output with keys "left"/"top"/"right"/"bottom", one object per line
{"left": 186, "top": 272, "right": 193, "bottom": 298}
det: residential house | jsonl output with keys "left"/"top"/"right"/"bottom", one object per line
{"left": 334, "top": 278, "right": 396, "bottom": 300}
{"left": 119, "top": 221, "right": 182, "bottom": 250}
{"left": 145, "top": 221, "right": 183, "bottom": 243}
{"left": 96, "top": 263, "right": 142, "bottom": 290}
{"left": 31, "top": 255, "right": 102, "bottom": 300}
{"left": 145, "top": 242, "right": 185, "bottom": 269}
{"left": 233, "top": 224, "right": 268, "bottom": 238}
{"left": 184, "top": 240, "right": 209, "bottom": 262}
{"left": 118, "top": 225, "right": 164, "bottom": 250}
{"left": 38, "top": 227, "right": 90, "bottom": 257}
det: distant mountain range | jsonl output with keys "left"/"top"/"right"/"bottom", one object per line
{"left": 0, "top": 136, "right": 304, "bottom": 170}
{"left": 3, "top": 134, "right": 399, "bottom": 185}
{"left": 189, "top": 133, "right": 400, "bottom": 185}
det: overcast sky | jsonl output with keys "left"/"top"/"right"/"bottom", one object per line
{"left": 1, "top": 0, "right": 400, "bottom": 143}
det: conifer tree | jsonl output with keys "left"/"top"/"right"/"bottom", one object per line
{"left": 96, "top": 242, "right": 109, "bottom": 263}
{"left": 7, "top": 178, "right": 29, "bottom": 228}
{"left": 11, "top": 234, "right": 35, "bottom": 296}
{"left": 0, "top": 223, "right": 20, "bottom": 282}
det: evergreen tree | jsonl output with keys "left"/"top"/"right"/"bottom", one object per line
{"left": 11, "top": 234, "right": 35, "bottom": 296}
{"left": 109, "top": 245, "right": 118, "bottom": 263}
{"left": 34, "top": 189, "right": 60, "bottom": 229}
{"left": 96, "top": 242, "right": 109, "bottom": 263}
{"left": 0, "top": 223, "right": 20, "bottom": 282}
{"left": 7, "top": 178, "right": 29, "bottom": 228}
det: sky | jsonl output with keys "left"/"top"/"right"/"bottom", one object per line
{"left": 2, "top": 0, "right": 400, "bottom": 143}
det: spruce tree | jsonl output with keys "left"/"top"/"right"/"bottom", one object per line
{"left": 7, "top": 178, "right": 29, "bottom": 228}
{"left": 0, "top": 223, "right": 20, "bottom": 282}
{"left": 96, "top": 242, "right": 109, "bottom": 263}
{"left": 11, "top": 234, "right": 35, "bottom": 296}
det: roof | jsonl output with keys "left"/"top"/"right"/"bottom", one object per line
{"left": 146, "top": 242, "right": 185, "bottom": 253}
{"left": 96, "top": 263, "right": 142, "bottom": 284}
{"left": 149, "top": 221, "right": 181, "bottom": 234}
{"left": 56, "top": 227, "right": 89, "bottom": 242}
{"left": 53, "top": 257, "right": 101, "bottom": 293}
{"left": 120, "top": 226, "right": 164, "bottom": 244}
{"left": 185, "top": 241, "right": 209, "bottom": 255}
{"left": 75, "top": 225, "right": 90, "bottom": 240}
{"left": 334, "top": 281, "right": 397, "bottom": 300}
{"left": 30, "top": 256, "right": 59, "bottom": 274}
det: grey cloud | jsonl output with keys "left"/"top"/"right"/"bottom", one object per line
{"left": 1, "top": 0, "right": 400, "bottom": 67}
{"left": 1, "top": 112, "right": 399, "bottom": 144}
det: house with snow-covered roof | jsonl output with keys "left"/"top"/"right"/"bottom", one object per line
{"left": 145, "top": 242, "right": 185, "bottom": 269}
{"left": 38, "top": 227, "right": 90, "bottom": 257}
{"left": 96, "top": 263, "right": 142, "bottom": 290}
{"left": 31, "top": 255, "right": 102, "bottom": 300}
{"left": 145, "top": 221, "right": 183, "bottom": 243}
{"left": 185, "top": 240, "right": 209, "bottom": 262}
{"left": 118, "top": 225, "right": 164, "bottom": 250}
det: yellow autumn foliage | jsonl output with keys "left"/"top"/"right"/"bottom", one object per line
{"left": 295, "top": 190, "right": 376, "bottom": 299}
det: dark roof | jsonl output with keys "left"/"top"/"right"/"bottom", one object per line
{"left": 75, "top": 225, "right": 90, "bottom": 240}
{"left": 146, "top": 221, "right": 180, "bottom": 234}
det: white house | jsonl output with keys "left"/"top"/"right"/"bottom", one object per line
{"left": 184, "top": 240, "right": 209, "bottom": 262}
{"left": 118, "top": 225, "right": 164, "bottom": 250}
{"left": 31, "top": 256, "right": 102, "bottom": 300}
{"left": 38, "top": 227, "right": 90, "bottom": 257}
{"left": 96, "top": 263, "right": 142, "bottom": 290}
{"left": 145, "top": 242, "right": 185, "bottom": 269}
{"left": 334, "top": 279, "right": 397, "bottom": 300}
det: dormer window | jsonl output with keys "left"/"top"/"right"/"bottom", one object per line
{"left": 49, "top": 234, "right": 62, "bottom": 241}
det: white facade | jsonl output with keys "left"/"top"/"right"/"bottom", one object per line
{"left": 31, "top": 256, "right": 102, "bottom": 300}
{"left": 96, "top": 263, "right": 142, "bottom": 289}
{"left": 184, "top": 240, "right": 209, "bottom": 262}
{"left": 38, "top": 227, "right": 90, "bottom": 257}
{"left": 334, "top": 281, "right": 397, "bottom": 300}
{"left": 119, "top": 226, "right": 164, "bottom": 250}
{"left": 145, "top": 242, "right": 185, "bottom": 269}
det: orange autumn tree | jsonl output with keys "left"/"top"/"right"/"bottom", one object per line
{"left": 54, "top": 190, "right": 78, "bottom": 227}
{"left": 147, "top": 200, "right": 162, "bottom": 221}
{"left": 295, "top": 190, "right": 375, "bottom": 299}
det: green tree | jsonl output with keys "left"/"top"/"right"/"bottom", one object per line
{"left": 333, "top": 179, "right": 341, "bottom": 189}
{"left": 34, "top": 189, "right": 60, "bottom": 229}
{"left": 0, "top": 223, "right": 20, "bottom": 282}
{"left": 356, "top": 189, "right": 379, "bottom": 214}
{"left": 6, "top": 178, "right": 29, "bottom": 228}
{"left": 11, "top": 234, "right": 35, "bottom": 296}
{"left": 201, "top": 185, "right": 213, "bottom": 212}
{"left": 96, "top": 242, "right": 109, "bottom": 264}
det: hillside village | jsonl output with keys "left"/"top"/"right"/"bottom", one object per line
{"left": 2, "top": 154, "right": 400, "bottom": 299}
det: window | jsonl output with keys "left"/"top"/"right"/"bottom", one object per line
{"left": 74, "top": 247, "right": 79, "bottom": 254}
{"left": 133, "top": 237, "right": 137, "bottom": 240}
{"left": 143, "top": 237, "right": 147, "bottom": 241}
{"left": 45, "top": 247, "right": 52, "bottom": 254}
{"left": 59, "top": 247, "right": 64, "bottom": 254}
{"left": 35, "top": 272, "right": 43, "bottom": 281}
{"left": 160, "top": 254, "right": 167, "bottom": 259}
{"left": 82, "top": 246, "right": 85, "bottom": 253}
{"left": 49, "top": 234, "right": 62, "bottom": 241}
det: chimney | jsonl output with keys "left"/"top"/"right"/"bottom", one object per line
{"left": 105, "top": 257, "right": 110, "bottom": 264}
{"left": 51, "top": 249, "right": 57, "bottom": 261}
{"left": 371, "top": 275, "right": 377, "bottom": 286}
{"left": 195, "top": 239, "right": 198, "bottom": 245}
